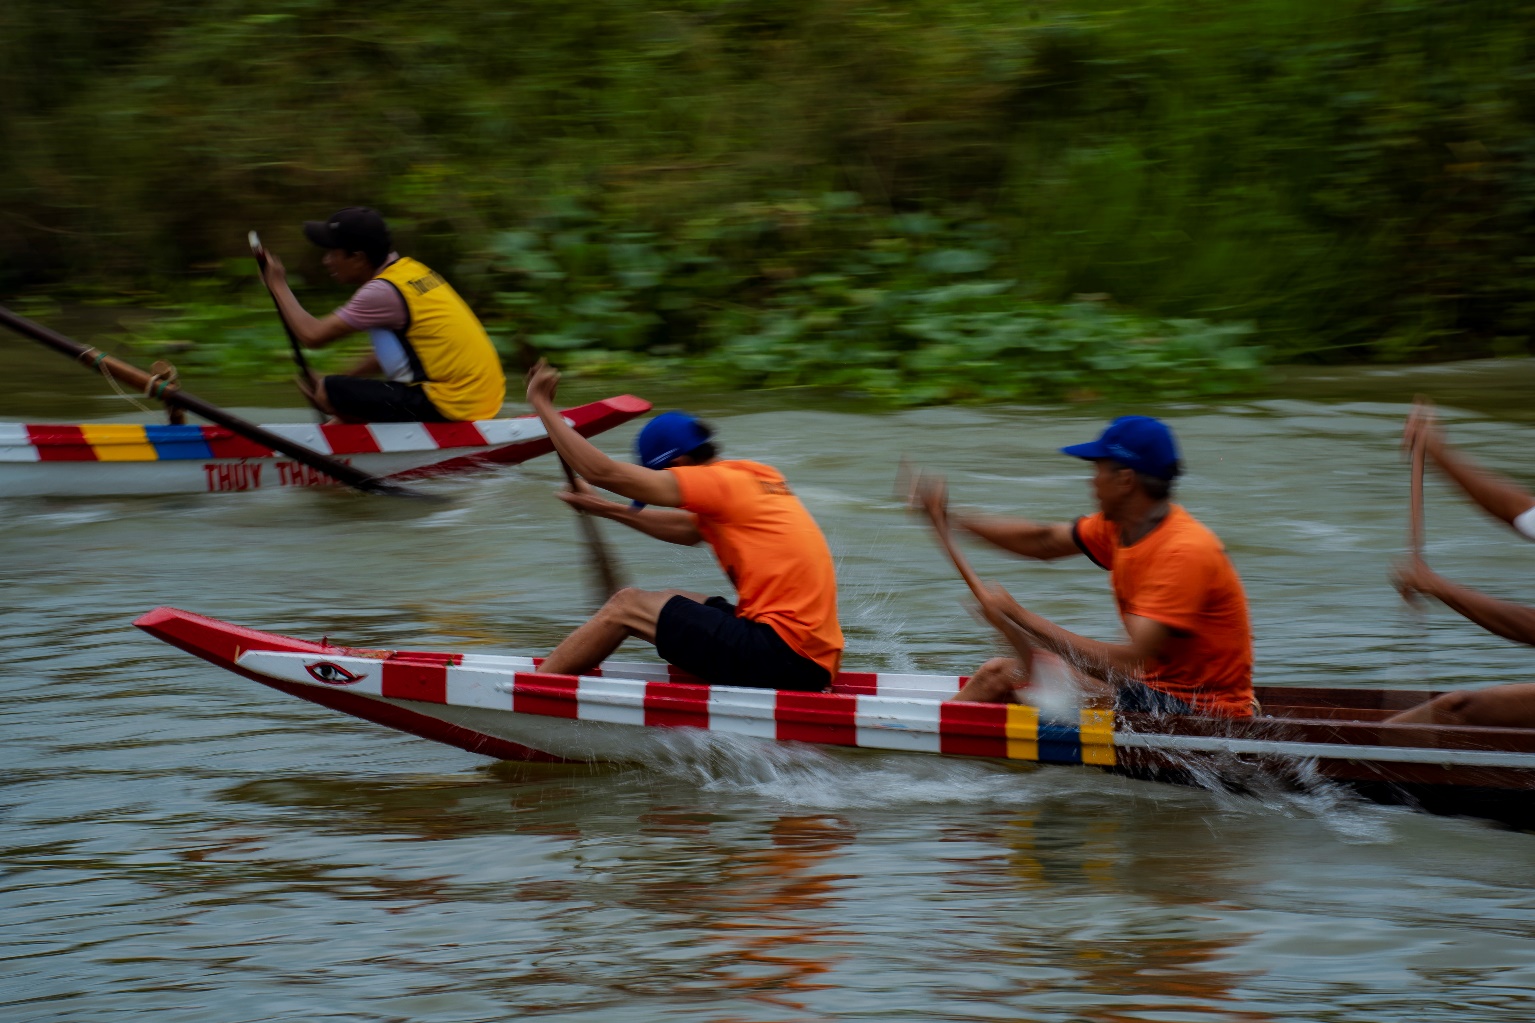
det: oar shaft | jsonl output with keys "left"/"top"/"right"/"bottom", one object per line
{"left": 249, "top": 234, "right": 322, "bottom": 422}
{"left": 914, "top": 472, "right": 1034, "bottom": 674}
{"left": 1410, "top": 434, "right": 1426, "bottom": 559}
{"left": 930, "top": 509, "right": 989, "bottom": 605}
{"left": 560, "top": 457, "right": 623, "bottom": 599}
{"left": 0, "top": 305, "right": 427, "bottom": 499}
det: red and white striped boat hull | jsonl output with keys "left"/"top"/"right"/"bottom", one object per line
{"left": 136, "top": 607, "right": 1535, "bottom": 826}
{"left": 0, "top": 395, "right": 650, "bottom": 497}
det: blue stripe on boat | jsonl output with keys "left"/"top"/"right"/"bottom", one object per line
{"left": 1037, "top": 721, "right": 1082, "bottom": 764}
{"left": 145, "top": 425, "right": 213, "bottom": 461}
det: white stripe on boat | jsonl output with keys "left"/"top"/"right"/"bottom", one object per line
{"left": 367, "top": 423, "right": 436, "bottom": 453}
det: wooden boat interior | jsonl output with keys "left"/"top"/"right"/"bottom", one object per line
{"left": 1254, "top": 684, "right": 1445, "bottom": 721}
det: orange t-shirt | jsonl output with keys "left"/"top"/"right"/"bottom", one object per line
{"left": 1074, "top": 506, "right": 1253, "bottom": 717}
{"left": 669, "top": 460, "right": 844, "bottom": 676}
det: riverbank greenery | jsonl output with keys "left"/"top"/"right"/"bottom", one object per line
{"left": 5, "top": 0, "right": 1534, "bottom": 401}
{"left": 112, "top": 196, "right": 1262, "bottom": 404}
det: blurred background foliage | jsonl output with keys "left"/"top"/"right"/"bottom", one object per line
{"left": 2, "top": 0, "right": 1533, "bottom": 402}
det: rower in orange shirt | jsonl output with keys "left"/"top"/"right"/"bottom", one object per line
{"left": 523, "top": 360, "right": 842, "bottom": 691}
{"left": 933, "top": 415, "right": 1254, "bottom": 717}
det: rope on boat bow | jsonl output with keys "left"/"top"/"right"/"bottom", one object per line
{"left": 77, "top": 346, "right": 184, "bottom": 422}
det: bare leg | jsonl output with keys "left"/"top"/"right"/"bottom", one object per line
{"left": 541, "top": 587, "right": 703, "bottom": 676}
{"left": 952, "top": 657, "right": 1027, "bottom": 703}
{"left": 953, "top": 653, "right": 1130, "bottom": 713}
{"left": 299, "top": 371, "right": 337, "bottom": 416}
{"left": 1385, "top": 683, "right": 1535, "bottom": 728}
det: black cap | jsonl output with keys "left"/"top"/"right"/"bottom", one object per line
{"left": 302, "top": 207, "right": 391, "bottom": 255}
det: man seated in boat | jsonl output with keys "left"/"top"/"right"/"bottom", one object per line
{"left": 925, "top": 416, "right": 1254, "bottom": 717}
{"left": 522, "top": 360, "right": 843, "bottom": 691}
{"left": 256, "top": 207, "right": 506, "bottom": 423}
{"left": 1388, "top": 401, "right": 1535, "bottom": 728}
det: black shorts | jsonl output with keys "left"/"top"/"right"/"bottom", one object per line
{"left": 1116, "top": 682, "right": 1195, "bottom": 716}
{"left": 654, "top": 596, "right": 831, "bottom": 692}
{"left": 325, "top": 377, "right": 450, "bottom": 423}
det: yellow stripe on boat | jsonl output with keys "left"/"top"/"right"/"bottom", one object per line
{"left": 1005, "top": 703, "right": 1039, "bottom": 762}
{"left": 1080, "top": 708, "right": 1117, "bottom": 766}
{"left": 79, "top": 424, "right": 158, "bottom": 462}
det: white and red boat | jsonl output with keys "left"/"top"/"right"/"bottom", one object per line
{"left": 137, "top": 607, "right": 1535, "bottom": 827}
{"left": 0, "top": 395, "right": 649, "bottom": 497}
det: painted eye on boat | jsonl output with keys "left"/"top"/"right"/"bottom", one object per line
{"left": 304, "top": 661, "right": 366, "bottom": 685}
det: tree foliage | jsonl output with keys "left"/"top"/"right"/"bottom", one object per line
{"left": 4, "top": 0, "right": 1534, "bottom": 375}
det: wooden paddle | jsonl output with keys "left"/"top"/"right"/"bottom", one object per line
{"left": 1410, "top": 429, "right": 1426, "bottom": 557}
{"left": 0, "top": 304, "right": 432, "bottom": 499}
{"left": 249, "top": 231, "right": 324, "bottom": 423}
{"left": 1406, "top": 398, "right": 1427, "bottom": 607}
{"left": 903, "top": 461, "right": 1034, "bottom": 675}
{"left": 559, "top": 455, "right": 626, "bottom": 605}
{"left": 516, "top": 348, "right": 626, "bottom": 606}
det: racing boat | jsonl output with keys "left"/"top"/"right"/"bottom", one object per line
{"left": 135, "top": 607, "right": 1535, "bottom": 827}
{"left": 0, "top": 395, "right": 650, "bottom": 497}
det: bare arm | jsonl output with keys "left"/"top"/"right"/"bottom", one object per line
{"left": 526, "top": 361, "right": 683, "bottom": 507}
{"left": 347, "top": 352, "right": 381, "bottom": 377}
{"left": 1408, "top": 400, "right": 1535, "bottom": 527}
{"left": 557, "top": 486, "right": 702, "bottom": 546}
{"left": 955, "top": 513, "right": 1081, "bottom": 561}
{"left": 259, "top": 251, "right": 357, "bottom": 349}
{"left": 982, "top": 585, "right": 1171, "bottom": 683}
{"left": 1397, "top": 560, "right": 1535, "bottom": 646}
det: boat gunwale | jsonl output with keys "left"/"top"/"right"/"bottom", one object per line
{"left": 133, "top": 608, "right": 1535, "bottom": 778}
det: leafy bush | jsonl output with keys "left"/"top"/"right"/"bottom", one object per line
{"left": 473, "top": 195, "right": 1262, "bottom": 403}
{"left": 108, "top": 195, "right": 1259, "bottom": 406}
{"left": 7, "top": 0, "right": 1534, "bottom": 365}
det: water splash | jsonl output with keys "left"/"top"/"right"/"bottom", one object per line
{"left": 1017, "top": 650, "right": 1082, "bottom": 723}
{"left": 640, "top": 722, "right": 1402, "bottom": 842}
{"left": 641, "top": 728, "right": 1048, "bottom": 809}
{"left": 1170, "top": 748, "right": 1399, "bottom": 844}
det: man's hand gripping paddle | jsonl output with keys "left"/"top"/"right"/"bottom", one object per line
{"left": 249, "top": 231, "right": 324, "bottom": 423}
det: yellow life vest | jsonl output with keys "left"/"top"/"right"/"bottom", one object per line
{"left": 372, "top": 256, "right": 506, "bottom": 421}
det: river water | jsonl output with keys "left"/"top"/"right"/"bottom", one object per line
{"left": 5, "top": 335, "right": 1535, "bottom": 1022}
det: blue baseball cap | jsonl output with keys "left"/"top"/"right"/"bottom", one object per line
{"left": 1061, "top": 416, "right": 1182, "bottom": 480}
{"left": 635, "top": 411, "right": 710, "bottom": 470}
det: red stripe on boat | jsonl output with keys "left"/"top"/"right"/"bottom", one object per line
{"left": 776, "top": 691, "right": 857, "bottom": 746}
{"left": 833, "top": 672, "right": 879, "bottom": 695}
{"left": 132, "top": 607, "right": 568, "bottom": 764}
{"left": 645, "top": 681, "right": 711, "bottom": 728}
{"left": 393, "top": 650, "right": 462, "bottom": 665}
{"left": 513, "top": 672, "right": 580, "bottom": 719}
{"left": 322, "top": 424, "right": 382, "bottom": 455}
{"left": 26, "top": 425, "right": 96, "bottom": 461}
{"left": 381, "top": 659, "right": 449, "bottom": 703}
{"left": 666, "top": 664, "right": 708, "bottom": 685}
{"left": 204, "top": 427, "right": 272, "bottom": 459}
{"left": 423, "top": 422, "right": 488, "bottom": 448}
{"left": 938, "top": 702, "right": 1009, "bottom": 758}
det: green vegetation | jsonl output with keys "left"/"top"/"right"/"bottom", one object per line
{"left": 4, "top": 0, "right": 1533, "bottom": 402}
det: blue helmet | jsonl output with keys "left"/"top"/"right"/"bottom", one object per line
{"left": 1061, "top": 416, "right": 1182, "bottom": 480}
{"left": 635, "top": 411, "right": 711, "bottom": 470}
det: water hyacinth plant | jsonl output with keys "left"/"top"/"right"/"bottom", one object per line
{"left": 478, "top": 198, "right": 1263, "bottom": 405}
